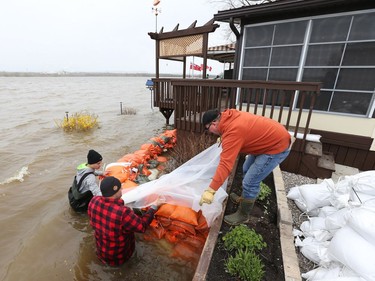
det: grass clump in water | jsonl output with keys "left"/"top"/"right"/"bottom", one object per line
{"left": 55, "top": 111, "right": 99, "bottom": 132}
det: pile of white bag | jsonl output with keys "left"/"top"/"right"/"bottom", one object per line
{"left": 287, "top": 171, "right": 375, "bottom": 281}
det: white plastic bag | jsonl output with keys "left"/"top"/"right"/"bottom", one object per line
{"left": 121, "top": 144, "right": 228, "bottom": 227}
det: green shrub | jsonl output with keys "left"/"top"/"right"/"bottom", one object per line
{"left": 222, "top": 224, "right": 267, "bottom": 252}
{"left": 225, "top": 248, "right": 265, "bottom": 281}
{"left": 258, "top": 181, "right": 272, "bottom": 201}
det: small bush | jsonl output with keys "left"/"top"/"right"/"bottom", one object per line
{"left": 55, "top": 111, "right": 98, "bottom": 132}
{"left": 258, "top": 181, "right": 272, "bottom": 201}
{"left": 121, "top": 106, "right": 137, "bottom": 115}
{"left": 222, "top": 224, "right": 267, "bottom": 252}
{"left": 164, "top": 131, "right": 216, "bottom": 173}
{"left": 225, "top": 248, "right": 265, "bottom": 281}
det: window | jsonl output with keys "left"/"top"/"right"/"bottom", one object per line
{"left": 241, "top": 10, "right": 375, "bottom": 117}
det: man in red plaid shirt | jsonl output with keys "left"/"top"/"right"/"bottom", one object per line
{"left": 88, "top": 176, "right": 160, "bottom": 266}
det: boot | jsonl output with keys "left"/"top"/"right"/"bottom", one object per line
{"left": 224, "top": 198, "right": 255, "bottom": 226}
{"left": 229, "top": 192, "right": 242, "bottom": 204}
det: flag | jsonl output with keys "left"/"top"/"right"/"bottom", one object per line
{"left": 190, "top": 63, "right": 202, "bottom": 71}
{"left": 200, "top": 64, "right": 213, "bottom": 72}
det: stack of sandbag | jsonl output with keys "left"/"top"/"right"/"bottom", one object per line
{"left": 287, "top": 171, "right": 375, "bottom": 281}
{"left": 143, "top": 203, "right": 209, "bottom": 263}
{"left": 105, "top": 129, "right": 177, "bottom": 187}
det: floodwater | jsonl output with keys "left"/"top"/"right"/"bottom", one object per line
{"left": 0, "top": 76, "right": 195, "bottom": 280}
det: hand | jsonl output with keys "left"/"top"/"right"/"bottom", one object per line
{"left": 199, "top": 187, "right": 216, "bottom": 206}
{"left": 150, "top": 196, "right": 166, "bottom": 210}
{"left": 154, "top": 196, "right": 166, "bottom": 208}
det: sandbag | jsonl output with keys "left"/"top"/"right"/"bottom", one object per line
{"left": 328, "top": 225, "right": 375, "bottom": 280}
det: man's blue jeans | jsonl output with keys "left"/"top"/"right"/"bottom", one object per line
{"left": 242, "top": 148, "right": 290, "bottom": 199}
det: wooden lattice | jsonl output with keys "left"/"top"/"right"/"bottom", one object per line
{"left": 160, "top": 34, "right": 203, "bottom": 57}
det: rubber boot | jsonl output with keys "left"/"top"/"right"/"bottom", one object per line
{"left": 224, "top": 198, "right": 255, "bottom": 226}
{"left": 229, "top": 192, "right": 242, "bottom": 204}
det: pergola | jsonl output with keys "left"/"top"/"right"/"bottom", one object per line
{"left": 148, "top": 19, "right": 220, "bottom": 79}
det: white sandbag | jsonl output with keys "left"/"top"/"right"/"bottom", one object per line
{"left": 288, "top": 131, "right": 322, "bottom": 142}
{"left": 298, "top": 179, "right": 335, "bottom": 213}
{"left": 302, "top": 264, "right": 365, "bottom": 281}
{"left": 350, "top": 190, "right": 375, "bottom": 205}
{"left": 287, "top": 186, "right": 310, "bottom": 213}
{"left": 319, "top": 206, "right": 340, "bottom": 218}
{"left": 300, "top": 217, "right": 333, "bottom": 242}
{"left": 121, "top": 144, "right": 228, "bottom": 227}
{"left": 345, "top": 171, "right": 375, "bottom": 196}
{"left": 345, "top": 205, "right": 375, "bottom": 245}
{"left": 325, "top": 207, "right": 350, "bottom": 232}
{"left": 314, "top": 277, "right": 365, "bottom": 281}
{"left": 302, "top": 264, "right": 342, "bottom": 280}
{"left": 287, "top": 185, "right": 302, "bottom": 200}
{"left": 295, "top": 236, "right": 331, "bottom": 266}
{"left": 328, "top": 225, "right": 375, "bottom": 281}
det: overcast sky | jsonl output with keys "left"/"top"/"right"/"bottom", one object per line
{"left": 0, "top": 0, "right": 230, "bottom": 74}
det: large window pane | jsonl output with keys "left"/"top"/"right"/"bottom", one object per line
{"left": 273, "top": 21, "right": 307, "bottom": 45}
{"left": 305, "top": 44, "right": 344, "bottom": 66}
{"left": 298, "top": 90, "right": 331, "bottom": 111}
{"left": 310, "top": 16, "right": 351, "bottom": 43}
{"left": 270, "top": 46, "right": 302, "bottom": 66}
{"left": 302, "top": 68, "right": 338, "bottom": 88}
{"left": 342, "top": 42, "right": 375, "bottom": 66}
{"left": 330, "top": 91, "right": 373, "bottom": 115}
{"left": 349, "top": 13, "right": 375, "bottom": 40}
{"left": 242, "top": 68, "right": 267, "bottom": 80}
{"left": 268, "top": 68, "right": 298, "bottom": 81}
{"left": 336, "top": 68, "right": 375, "bottom": 91}
{"left": 243, "top": 48, "right": 270, "bottom": 67}
{"left": 245, "top": 25, "right": 273, "bottom": 47}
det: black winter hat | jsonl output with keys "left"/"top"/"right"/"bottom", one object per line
{"left": 202, "top": 109, "right": 220, "bottom": 126}
{"left": 100, "top": 176, "right": 122, "bottom": 197}
{"left": 87, "top": 149, "right": 103, "bottom": 164}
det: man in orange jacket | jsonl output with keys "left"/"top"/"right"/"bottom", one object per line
{"left": 200, "top": 108, "right": 291, "bottom": 225}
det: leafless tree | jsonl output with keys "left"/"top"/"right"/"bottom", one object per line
{"left": 210, "top": 0, "right": 277, "bottom": 9}
{"left": 209, "top": 0, "right": 277, "bottom": 43}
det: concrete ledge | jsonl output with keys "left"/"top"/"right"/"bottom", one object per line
{"left": 273, "top": 166, "right": 302, "bottom": 281}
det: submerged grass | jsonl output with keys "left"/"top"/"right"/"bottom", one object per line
{"left": 55, "top": 111, "right": 99, "bottom": 132}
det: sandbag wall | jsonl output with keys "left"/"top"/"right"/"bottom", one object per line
{"left": 104, "top": 129, "right": 209, "bottom": 263}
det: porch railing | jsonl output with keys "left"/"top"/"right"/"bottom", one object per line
{"left": 153, "top": 79, "right": 321, "bottom": 147}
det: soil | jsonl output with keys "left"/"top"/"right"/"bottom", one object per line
{"left": 206, "top": 155, "right": 285, "bottom": 281}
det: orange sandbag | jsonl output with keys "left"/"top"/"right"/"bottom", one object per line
{"left": 183, "top": 235, "right": 206, "bottom": 250}
{"left": 170, "top": 206, "right": 199, "bottom": 226}
{"left": 121, "top": 179, "right": 138, "bottom": 189}
{"left": 156, "top": 156, "right": 168, "bottom": 162}
{"left": 134, "top": 149, "right": 152, "bottom": 161}
{"left": 105, "top": 165, "right": 129, "bottom": 183}
{"left": 157, "top": 216, "right": 171, "bottom": 227}
{"left": 170, "top": 220, "right": 196, "bottom": 236}
{"left": 117, "top": 153, "right": 145, "bottom": 165}
{"left": 171, "top": 242, "right": 200, "bottom": 262}
{"left": 195, "top": 211, "right": 209, "bottom": 232}
{"left": 155, "top": 204, "right": 177, "bottom": 218}
{"left": 164, "top": 230, "right": 179, "bottom": 244}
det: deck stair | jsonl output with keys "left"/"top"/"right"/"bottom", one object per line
{"left": 301, "top": 140, "right": 336, "bottom": 179}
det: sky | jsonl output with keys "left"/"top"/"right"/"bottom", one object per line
{"left": 0, "top": 0, "right": 231, "bottom": 75}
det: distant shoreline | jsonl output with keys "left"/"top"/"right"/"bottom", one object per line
{"left": 0, "top": 71, "right": 182, "bottom": 77}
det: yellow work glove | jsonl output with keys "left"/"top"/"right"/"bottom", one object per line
{"left": 199, "top": 187, "right": 216, "bottom": 206}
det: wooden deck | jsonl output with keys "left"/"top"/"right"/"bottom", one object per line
{"left": 151, "top": 78, "right": 375, "bottom": 177}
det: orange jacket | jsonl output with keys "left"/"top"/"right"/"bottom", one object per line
{"left": 210, "top": 109, "right": 291, "bottom": 191}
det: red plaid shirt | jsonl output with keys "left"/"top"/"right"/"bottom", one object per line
{"left": 88, "top": 196, "right": 155, "bottom": 266}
